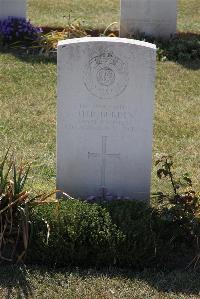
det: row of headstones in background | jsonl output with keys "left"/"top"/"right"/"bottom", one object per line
{"left": 0, "top": 0, "right": 26, "bottom": 20}
{"left": 120, "top": 0, "right": 177, "bottom": 39}
{"left": 0, "top": 0, "right": 177, "bottom": 39}
{"left": 57, "top": 37, "right": 156, "bottom": 201}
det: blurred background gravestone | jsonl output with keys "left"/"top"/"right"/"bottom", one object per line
{"left": 0, "top": 0, "right": 26, "bottom": 20}
{"left": 120, "top": 0, "right": 177, "bottom": 38}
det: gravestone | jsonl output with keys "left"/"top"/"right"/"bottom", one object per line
{"left": 57, "top": 37, "right": 156, "bottom": 201}
{"left": 120, "top": 0, "right": 177, "bottom": 38}
{"left": 0, "top": 0, "right": 26, "bottom": 20}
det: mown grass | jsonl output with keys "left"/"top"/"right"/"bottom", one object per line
{"left": 28, "top": 0, "right": 200, "bottom": 33}
{"left": 28, "top": 0, "right": 119, "bottom": 29}
{"left": 178, "top": 0, "right": 200, "bottom": 32}
{"left": 0, "top": 54, "right": 56, "bottom": 192}
{"left": 0, "top": 265, "right": 200, "bottom": 299}
{"left": 152, "top": 60, "right": 200, "bottom": 194}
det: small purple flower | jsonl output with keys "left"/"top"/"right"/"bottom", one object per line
{"left": 86, "top": 187, "right": 131, "bottom": 203}
{"left": 0, "top": 16, "right": 42, "bottom": 45}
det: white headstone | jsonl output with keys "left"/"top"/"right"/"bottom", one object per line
{"left": 57, "top": 37, "right": 156, "bottom": 201}
{"left": 120, "top": 0, "right": 177, "bottom": 39}
{"left": 0, "top": 0, "right": 26, "bottom": 20}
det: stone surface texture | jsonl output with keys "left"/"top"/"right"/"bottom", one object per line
{"left": 57, "top": 37, "right": 156, "bottom": 201}
{"left": 0, "top": 0, "right": 26, "bottom": 19}
{"left": 120, "top": 0, "right": 177, "bottom": 38}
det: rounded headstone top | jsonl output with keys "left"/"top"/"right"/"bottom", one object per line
{"left": 58, "top": 37, "right": 156, "bottom": 51}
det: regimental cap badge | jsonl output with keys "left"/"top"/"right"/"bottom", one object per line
{"left": 84, "top": 49, "right": 129, "bottom": 99}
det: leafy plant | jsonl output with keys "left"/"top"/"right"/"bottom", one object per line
{"left": 155, "top": 153, "right": 200, "bottom": 268}
{"left": 33, "top": 15, "right": 88, "bottom": 56}
{"left": 0, "top": 150, "right": 57, "bottom": 263}
{"left": 155, "top": 153, "right": 199, "bottom": 211}
{"left": 130, "top": 31, "right": 200, "bottom": 62}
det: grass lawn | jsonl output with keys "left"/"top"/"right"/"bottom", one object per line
{"left": 0, "top": 0, "right": 200, "bottom": 298}
{"left": 1, "top": 266, "right": 200, "bottom": 299}
{"left": 28, "top": 0, "right": 200, "bottom": 33}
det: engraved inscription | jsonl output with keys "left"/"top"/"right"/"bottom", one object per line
{"left": 84, "top": 50, "right": 129, "bottom": 99}
{"left": 88, "top": 136, "right": 120, "bottom": 187}
{"left": 78, "top": 104, "right": 135, "bottom": 132}
{"left": 65, "top": 104, "right": 135, "bottom": 133}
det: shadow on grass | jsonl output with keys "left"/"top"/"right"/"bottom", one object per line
{"left": 153, "top": 32, "right": 200, "bottom": 70}
{"left": 177, "top": 58, "right": 200, "bottom": 70}
{"left": 0, "top": 264, "right": 32, "bottom": 299}
{"left": 0, "top": 31, "right": 199, "bottom": 69}
{"left": 0, "top": 46, "right": 56, "bottom": 65}
{"left": 100, "top": 267, "right": 200, "bottom": 296}
{"left": 51, "top": 267, "right": 200, "bottom": 297}
{"left": 1, "top": 264, "right": 200, "bottom": 297}
{"left": 125, "top": 31, "right": 200, "bottom": 70}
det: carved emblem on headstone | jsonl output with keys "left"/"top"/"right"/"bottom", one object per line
{"left": 84, "top": 49, "right": 129, "bottom": 99}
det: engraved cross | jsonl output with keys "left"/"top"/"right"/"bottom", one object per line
{"left": 88, "top": 136, "right": 120, "bottom": 187}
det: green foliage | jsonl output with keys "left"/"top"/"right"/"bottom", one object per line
{"left": 155, "top": 153, "right": 200, "bottom": 219}
{"left": 27, "top": 199, "right": 124, "bottom": 267}
{"left": 0, "top": 151, "right": 197, "bottom": 269}
{"left": 0, "top": 150, "right": 31, "bottom": 262}
{"left": 102, "top": 201, "right": 158, "bottom": 268}
{"left": 153, "top": 35, "right": 200, "bottom": 62}
{"left": 31, "top": 31, "right": 200, "bottom": 61}
{"left": 103, "top": 199, "right": 197, "bottom": 269}
{"left": 0, "top": 151, "right": 57, "bottom": 263}
{"left": 25, "top": 154, "right": 200, "bottom": 270}
{"left": 154, "top": 154, "right": 200, "bottom": 268}
{"left": 131, "top": 32, "right": 200, "bottom": 62}
{"left": 26, "top": 198, "right": 198, "bottom": 269}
